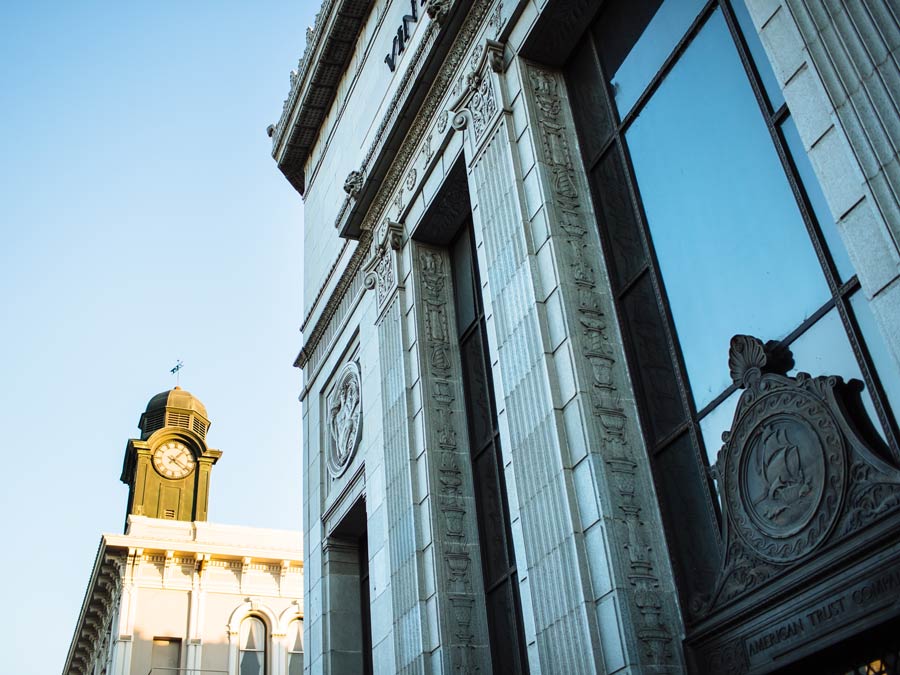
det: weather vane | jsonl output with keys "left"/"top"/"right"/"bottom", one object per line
{"left": 170, "top": 360, "right": 184, "bottom": 386}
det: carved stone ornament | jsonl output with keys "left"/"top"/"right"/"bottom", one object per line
{"left": 343, "top": 170, "right": 364, "bottom": 198}
{"left": 697, "top": 335, "right": 900, "bottom": 612}
{"left": 326, "top": 361, "right": 363, "bottom": 478}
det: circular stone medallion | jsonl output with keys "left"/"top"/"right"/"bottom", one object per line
{"left": 326, "top": 361, "right": 362, "bottom": 478}
{"left": 723, "top": 388, "right": 846, "bottom": 563}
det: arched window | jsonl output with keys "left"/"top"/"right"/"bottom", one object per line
{"left": 239, "top": 616, "right": 266, "bottom": 675}
{"left": 287, "top": 618, "right": 304, "bottom": 675}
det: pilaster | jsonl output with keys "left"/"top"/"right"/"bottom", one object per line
{"left": 364, "top": 219, "right": 427, "bottom": 673}
{"left": 410, "top": 243, "right": 492, "bottom": 673}
{"left": 447, "top": 39, "right": 684, "bottom": 671}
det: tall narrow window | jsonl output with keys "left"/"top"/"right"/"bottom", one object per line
{"left": 450, "top": 223, "right": 529, "bottom": 674}
{"left": 287, "top": 619, "right": 304, "bottom": 675}
{"left": 239, "top": 616, "right": 266, "bottom": 675}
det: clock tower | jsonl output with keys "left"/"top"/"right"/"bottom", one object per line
{"left": 120, "top": 387, "right": 222, "bottom": 525}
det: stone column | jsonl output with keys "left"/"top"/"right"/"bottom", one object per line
{"left": 364, "top": 220, "right": 426, "bottom": 673}
{"left": 447, "top": 41, "right": 683, "bottom": 672}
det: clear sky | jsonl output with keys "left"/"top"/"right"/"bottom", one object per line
{"left": 0, "top": 2, "right": 319, "bottom": 672}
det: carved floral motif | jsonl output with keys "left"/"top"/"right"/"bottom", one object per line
{"left": 326, "top": 361, "right": 362, "bottom": 478}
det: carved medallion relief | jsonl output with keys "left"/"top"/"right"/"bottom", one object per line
{"left": 326, "top": 360, "right": 362, "bottom": 478}
{"left": 700, "top": 335, "right": 900, "bottom": 612}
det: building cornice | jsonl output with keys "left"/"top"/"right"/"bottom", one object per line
{"left": 294, "top": 0, "right": 495, "bottom": 373}
{"left": 271, "top": 0, "right": 373, "bottom": 196}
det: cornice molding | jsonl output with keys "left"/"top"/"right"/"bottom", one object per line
{"left": 296, "top": 1, "right": 495, "bottom": 373}
{"left": 272, "top": 0, "right": 372, "bottom": 196}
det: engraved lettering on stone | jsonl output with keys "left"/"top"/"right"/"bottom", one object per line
{"left": 326, "top": 361, "right": 362, "bottom": 478}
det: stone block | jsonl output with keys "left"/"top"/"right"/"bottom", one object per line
{"left": 522, "top": 163, "right": 545, "bottom": 221}
{"left": 596, "top": 593, "right": 626, "bottom": 673}
{"left": 535, "top": 238, "right": 559, "bottom": 302}
{"left": 573, "top": 456, "right": 600, "bottom": 529}
{"left": 809, "top": 125, "right": 866, "bottom": 219}
{"left": 783, "top": 64, "right": 832, "bottom": 149}
{"left": 584, "top": 522, "right": 613, "bottom": 599}
{"left": 508, "top": 0, "right": 538, "bottom": 53}
{"left": 744, "top": 0, "right": 780, "bottom": 28}
{"left": 552, "top": 341, "right": 578, "bottom": 409}
{"left": 838, "top": 197, "right": 900, "bottom": 296}
{"left": 517, "top": 131, "right": 536, "bottom": 177}
{"left": 759, "top": 5, "right": 805, "bottom": 85}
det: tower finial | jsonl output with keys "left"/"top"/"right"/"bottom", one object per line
{"left": 170, "top": 360, "right": 184, "bottom": 386}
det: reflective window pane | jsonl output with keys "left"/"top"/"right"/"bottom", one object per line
{"left": 850, "top": 291, "right": 900, "bottom": 417}
{"left": 605, "top": 0, "right": 706, "bottom": 117}
{"left": 452, "top": 233, "right": 476, "bottom": 334}
{"left": 654, "top": 434, "right": 721, "bottom": 616}
{"left": 788, "top": 308, "right": 884, "bottom": 441}
{"left": 621, "top": 273, "right": 686, "bottom": 442}
{"left": 626, "top": 10, "right": 830, "bottom": 409}
{"left": 566, "top": 38, "right": 613, "bottom": 161}
{"left": 781, "top": 116, "right": 855, "bottom": 282}
{"left": 699, "top": 389, "right": 741, "bottom": 472}
{"left": 461, "top": 330, "right": 493, "bottom": 452}
{"left": 589, "top": 146, "right": 647, "bottom": 289}
{"left": 732, "top": 0, "right": 784, "bottom": 110}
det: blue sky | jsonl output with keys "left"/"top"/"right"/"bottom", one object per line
{"left": 0, "top": 2, "right": 318, "bottom": 672}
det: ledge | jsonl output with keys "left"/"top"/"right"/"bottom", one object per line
{"left": 272, "top": 0, "right": 372, "bottom": 196}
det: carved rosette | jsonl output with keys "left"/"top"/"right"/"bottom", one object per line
{"left": 525, "top": 63, "right": 676, "bottom": 664}
{"left": 364, "top": 220, "right": 404, "bottom": 318}
{"left": 699, "top": 335, "right": 900, "bottom": 612}
{"left": 326, "top": 361, "right": 362, "bottom": 478}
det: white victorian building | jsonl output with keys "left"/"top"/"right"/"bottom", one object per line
{"left": 64, "top": 389, "right": 305, "bottom": 675}
{"left": 272, "top": 0, "right": 900, "bottom": 673}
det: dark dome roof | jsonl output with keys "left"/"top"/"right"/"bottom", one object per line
{"left": 144, "top": 386, "right": 208, "bottom": 418}
{"left": 139, "top": 386, "right": 210, "bottom": 440}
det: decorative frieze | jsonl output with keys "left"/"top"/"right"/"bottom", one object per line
{"left": 415, "top": 244, "right": 490, "bottom": 673}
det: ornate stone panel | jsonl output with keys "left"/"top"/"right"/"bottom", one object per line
{"left": 699, "top": 335, "right": 900, "bottom": 613}
{"left": 413, "top": 244, "right": 491, "bottom": 674}
{"left": 522, "top": 63, "right": 681, "bottom": 670}
{"left": 364, "top": 220, "right": 404, "bottom": 320}
{"left": 325, "top": 360, "right": 362, "bottom": 479}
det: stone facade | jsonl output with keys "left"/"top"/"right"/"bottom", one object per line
{"left": 63, "top": 517, "right": 304, "bottom": 675}
{"left": 274, "top": 1, "right": 900, "bottom": 673}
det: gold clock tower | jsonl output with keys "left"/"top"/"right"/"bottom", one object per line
{"left": 120, "top": 387, "right": 222, "bottom": 525}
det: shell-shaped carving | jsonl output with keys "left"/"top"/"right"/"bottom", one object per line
{"left": 729, "top": 335, "right": 767, "bottom": 387}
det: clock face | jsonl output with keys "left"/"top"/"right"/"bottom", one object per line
{"left": 152, "top": 441, "right": 196, "bottom": 479}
